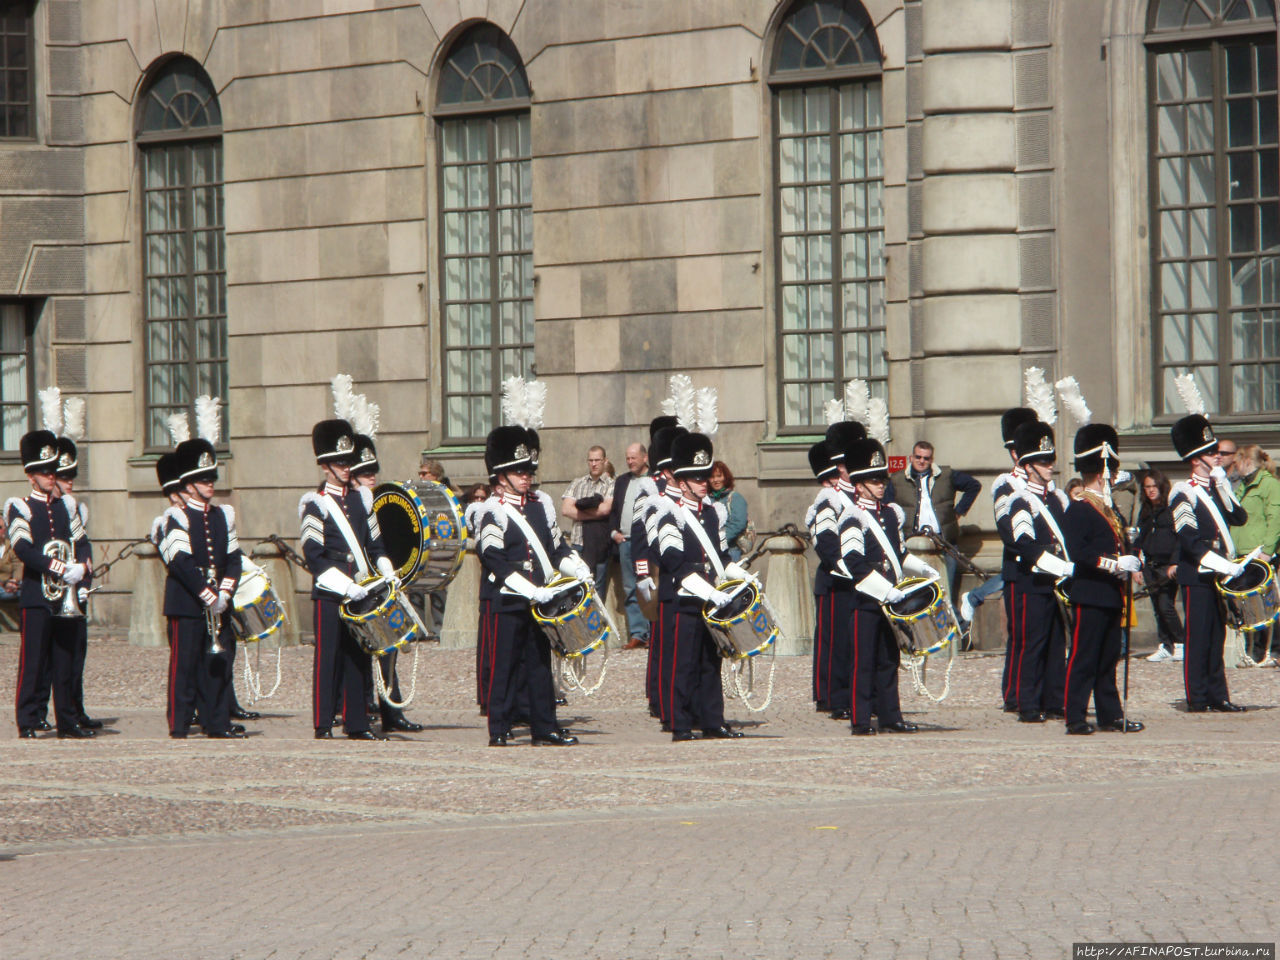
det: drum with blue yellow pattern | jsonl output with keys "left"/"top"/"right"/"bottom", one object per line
{"left": 703, "top": 578, "right": 778, "bottom": 659}
{"left": 532, "top": 575, "right": 611, "bottom": 658}
{"left": 339, "top": 575, "right": 425, "bottom": 657}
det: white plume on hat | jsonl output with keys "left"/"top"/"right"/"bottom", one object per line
{"left": 694, "top": 387, "right": 718, "bottom": 437}
{"left": 844, "top": 379, "right": 871, "bottom": 426}
{"left": 330, "top": 373, "right": 356, "bottom": 422}
{"left": 195, "top": 395, "right": 221, "bottom": 445}
{"left": 1055, "top": 376, "right": 1092, "bottom": 426}
{"left": 1023, "top": 367, "right": 1057, "bottom": 426}
{"left": 62, "top": 396, "right": 86, "bottom": 442}
{"left": 667, "top": 375, "right": 718, "bottom": 436}
{"left": 823, "top": 398, "right": 845, "bottom": 426}
{"left": 166, "top": 412, "right": 191, "bottom": 445}
{"left": 500, "top": 377, "right": 547, "bottom": 430}
{"left": 350, "top": 394, "right": 380, "bottom": 440}
{"left": 1173, "top": 372, "right": 1208, "bottom": 416}
{"left": 867, "top": 396, "right": 891, "bottom": 445}
{"left": 38, "top": 386, "right": 62, "bottom": 434}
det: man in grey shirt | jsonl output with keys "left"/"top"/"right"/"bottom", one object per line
{"left": 561, "top": 445, "right": 615, "bottom": 599}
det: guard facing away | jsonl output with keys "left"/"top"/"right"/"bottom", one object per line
{"left": 300, "top": 412, "right": 398, "bottom": 740}
{"left": 1062, "top": 423, "right": 1144, "bottom": 735}
{"left": 994, "top": 406, "right": 1038, "bottom": 713}
{"left": 1005, "top": 420, "right": 1071, "bottom": 723}
{"left": 474, "top": 403, "right": 584, "bottom": 747}
{"left": 8, "top": 426, "right": 91, "bottom": 738}
{"left": 837, "top": 438, "right": 935, "bottom": 735}
{"left": 631, "top": 414, "right": 678, "bottom": 728}
{"left": 1168, "top": 375, "right": 1249, "bottom": 714}
{"left": 652, "top": 428, "right": 743, "bottom": 742}
{"left": 157, "top": 398, "right": 247, "bottom": 739}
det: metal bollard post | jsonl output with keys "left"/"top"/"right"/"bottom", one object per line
{"left": 127, "top": 541, "right": 166, "bottom": 647}
{"left": 757, "top": 530, "right": 815, "bottom": 656}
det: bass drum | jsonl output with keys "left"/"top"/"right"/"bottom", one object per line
{"left": 372, "top": 480, "right": 467, "bottom": 591}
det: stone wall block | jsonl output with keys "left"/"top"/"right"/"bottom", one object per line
{"left": 921, "top": 0, "right": 1013, "bottom": 53}
{"left": 922, "top": 53, "right": 1013, "bottom": 113}
{"left": 921, "top": 354, "right": 1024, "bottom": 412}
{"left": 921, "top": 175, "right": 1018, "bottom": 234}
{"left": 921, "top": 234, "right": 1019, "bottom": 294}
{"left": 922, "top": 114, "right": 1017, "bottom": 173}
{"left": 922, "top": 294, "right": 1021, "bottom": 353}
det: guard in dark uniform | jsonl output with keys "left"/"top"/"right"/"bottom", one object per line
{"left": 838, "top": 437, "right": 933, "bottom": 735}
{"left": 1062, "top": 424, "right": 1145, "bottom": 734}
{"left": 632, "top": 417, "right": 679, "bottom": 728}
{"left": 158, "top": 429, "right": 245, "bottom": 739}
{"left": 807, "top": 440, "right": 846, "bottom": 718}
{"left": 8, "top": 429, "right": 92, "bottom": 738}
{"left": 349, "top": 430, "right": 424, "bottom": 734}
{"left": 652, "top": 429, "right": 743, "bottom": 742}
{"left": 475, "top": 422, "right": 583, "bottom": 746}
{"left": 1006, "top": 420, "right": 1071, "bottom": 723}
{"left": 994, "top": 407, "right": 1038, "bottom": 712}
{"left": 299, "top": 418, "right": 397, "bottom": 740}
{"left": 1169, "top": 412, "right": 1249, "bottom": 713}
{"left": 53, "top": 433, "right": 102, "bottom": 730}
{"left": 816, "top": 419, "right": 866, "bottom": 718}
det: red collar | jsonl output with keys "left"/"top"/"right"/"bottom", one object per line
{"left": 1189, "top": 475, "right": 1209, "bottom": 488}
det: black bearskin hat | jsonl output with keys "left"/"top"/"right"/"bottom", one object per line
{"left": 175, "top": 438, "right": 217, "bottom": 484}
{"left": 20, "top": 430, "right": 60, "bottom": 473}
{"left": 1013, "top": 421, "right": 1056, "bottom": 464}
{"left": 485, "top": 425, "right": 539, "bottom": 477}
{"left": 845, "top": 438, "right": 889, "bottom": 481}
{"left": 1001, "top": 407, "right": 1039, "bottom": 449}
{"left": 651, "top": 425, "right": 687, "bottom": 471}
{"left": 312, "top": 419, "right": 356, "bottom": 464}
{"left": 809, "top": 441, "right": 838, "bottom": 480}
{"left": 156, "top": 452, "right": 183, "bottom": 494}
{"left": 1171, "top": 414, "right": 1217, "bottom": 461}
{"left": 1074, "top": 423, "right": 1120, "bottom": 475}
{"left": 670, "top": 432, "right": 715, "bottom": 480}
{"left": 649, "top": 415, "right": 678, "bottom": 443}
{"left": 824, "top": 420, "right": 867, "bottom": 461}
{"left": 55, "top": 437, "right": 78, "bottom": 479}
{"left": 351, "top": 434, "right": 378, "bottom": 476}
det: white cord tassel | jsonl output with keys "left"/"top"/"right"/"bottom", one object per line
{"left": 62, "top": 397, "right": 86, "bottom": 441}
{"left": 165, "top": 412, "right": 191, "bottom": 445}
{"left": 372, "top": 647, "right": 420, "bottom": 710}
{"left": 695, "top": 386, "right": 718, "bottom": 437}
{"left": 1173, "top": 372, "right": 1207, "bottom": 415}
{"left": 330, "top": 373, "right": 356, "bottom": 422}
{"left": 38, "top": 387, "right": 62, "bottom": 434}
{"left": 824, "top": 398, "right": 845, "bottom": 426}
{"left": 867, "top": 397, "right": 891, "bottom": 444}
{"left": 1055, "top": 376, "right": 1092, "bottom": 426}
{"left": 194, "top": 395, "right": 221, "bottom": 444}
{"left": 844, "top": 379, "right": 871, "bottom": 426}
{"left": 1023, "top": 367, "right": 1057, "bottom": 425}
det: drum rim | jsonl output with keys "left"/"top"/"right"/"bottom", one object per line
{"left": 531, "top": 576, "right": 591, "bottom": 624}
{"left": 373, "top": 481, "right": 431, "bottom": 585}
{"left": 704, "top": 578, "right": 759, "bottom": 625}
{"left": 1218, "top": 557, "right": 1275, "bottom": 598}
{"left": 407, "top": 478, "right": 469, "bottom": 539}
{"left": 884, "top": 577, "right": 942, "bottom": 623}
{"left": 339, "top": 577, "right": 398, "bottom": 623}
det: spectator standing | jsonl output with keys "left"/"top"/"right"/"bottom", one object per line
{"left": 1066, "top": 477, "right": 1085, "bottom": 501}
{"left": 609, "top": 443, "right": 651, "bottom": 649}
{"left": 561, "top": 445, "right": 615, "bottom": 599}
{"left": 1136, "top": 469, "right": 1184, "bottom": 662}
{"left": 708, "top": 461, "right": 749, "bottom": 561}
{"left": 0, "top": 516, "right": 22, "bottom": 601}
{"left": 1230, "top": 444, "right": 1280, "bottom": 662}
{"left": 893, "top": 440, "right": 981, "bottom": 599}
{"left": 412, "top": 458, "right": 455, "bottom": 634}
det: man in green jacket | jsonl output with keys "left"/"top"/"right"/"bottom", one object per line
{"left": 1228, "top": 441, "right": 1280, "bottom": 663}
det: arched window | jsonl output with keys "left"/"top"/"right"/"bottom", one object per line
{"left": 137, "top": 58, "right": 227, "bottom": 449}
{"left": 435, "top": 25, "right": 532, "bottom": 442}
{"left": 769, "top": 0, "right": 884, "bottom": 431}
{"left": 1147, "top": 0, "right": 1278, "bottom": 415}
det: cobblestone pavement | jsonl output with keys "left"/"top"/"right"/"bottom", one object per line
{"left": 3, "top": 638, "right": 1279, "bottom": 959}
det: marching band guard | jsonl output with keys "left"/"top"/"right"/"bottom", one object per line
{"left": 54, "top": 423, "right": 102, "bottom": 731}
{"left": 1062, "top": 424, "right": 1144, "bottom": 734}
{"left": 1169, "top": 390, "right": 1249, "bottom": 714}
{"left": 837, "top": 437, "right": 934, "bottom": 735}
{"left": 475, "top": 411, "right": 584, "bottom": 747}
{"left": 1005, "top": 420, "right": 1070, "bottom": 723}
{"left": 994, "top": 407, "right": 1038, "bottom": 713}
{"left": 158, "top": 398, "right": 248, "bottom": 739}
{"left": 653, "top": 429, "right": 743, "bottom": 742}
{"left": 300, "top": 416, "right": 398, "bottom": 740}
{"left": 631, "top": 416, "right": 679, "bottom": 729}
{"left": 8, "top": 427, "right": 92, "bottom": 738}
{"left": 349, "top": 429, "right": 424, "bottom": 734}
{"left": 807, "top": 440, "right": 844, "bottom": 718}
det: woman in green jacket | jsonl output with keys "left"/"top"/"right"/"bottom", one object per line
{"left": 1232, "top": 445, "right": 1280, "bottom": 662}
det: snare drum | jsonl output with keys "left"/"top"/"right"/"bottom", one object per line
{"left": 532, "top": 576, "right": 611, "bottom": 658}
{"left": 372, "top": 480, "right": 467, "bottom": 591}
{"left": 883, "top": 577, "right": 958, "bottom": 658}
{"left": 1217, "top": 558, "right": 1280, "bottom": 632}
{"left": 230, "top": 560, "right": 285, "bottom": 643}
{"left": 703, "top": 578, "right": 778, "bottom": 659}
{"left": 339, "top": 576, "right": 426, "bottom": 657}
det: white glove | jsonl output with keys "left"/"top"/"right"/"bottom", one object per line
{"left": 344, "top": 582, "right": 369, "bottom": 602}
{"left": 1210, "top": 465, "right": 1229, "bottom": 484}
{"left": 1228, "top": 562, "right": 1248, "bottom": 580}
{"left": 680, "top": 573, "right": 721, "bottom": 604}
{"left": 559, "top": 554, "right": 592, "bottom": 581}
{"left": 884, "top": 587, "right": 908, "bottom": 605}
{"left": 708, "top": 589, "right": 734, "bottom": 609}
{"left": 902, "top": 554, "right": 940, "bottom": 581}
{"left": 212, "top": 591, "right": 230, "bottom": 616}
{"left": 77, "top": 587, "right": 88, "bottom": 605}
{"left": 376, "top": 556, "right": 398, "bottom": 582}
{"left": 62, "top": 562, "right": 87, "bottom": 586}
{"left": 531, "top": 586, "right": 558, "bottom": 605}
{"left": 1115, "top": 555, "right": 1142, "bottom": 574}
{"left": 1199, "top": 551, "right": 1239, "bottom": 578}
{"left": 855, "top": 570, "right": 897, "bottom": 603}
{"left": 636, "top": 576, "right": 656, "bottom": 603}
{"left": 502, "top": 572, "right": 540, "bottom": 601}
{"left": 723, "top": 561, "right": 752, "bottom": 582}
{"left": 1033, "top": 552, "right": 1075, "bottom": 579}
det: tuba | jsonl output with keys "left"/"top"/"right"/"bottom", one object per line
{"left": 42, "top": 540, "right": 85, "bottom": 618}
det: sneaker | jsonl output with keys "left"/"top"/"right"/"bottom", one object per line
{"left": 959, "top": 591, "right": 975, "bottom": 624}
{"left": 1172, "top": 643, "right": 1185, "bottom": 661}
{"left": 1146, "top": 647, "right": 1173, "bottom": 662}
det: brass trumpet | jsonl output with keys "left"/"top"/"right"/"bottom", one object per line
{"left": 42, "top": 540, "right": 86, "bottom": 619}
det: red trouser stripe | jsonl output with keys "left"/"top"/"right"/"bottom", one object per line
{"left": 668, "top": 610, "right": 680, "bottom": 727}
{"left": 1183, "top": 585, "right": 1191, "bottom": 700}
{"left": 168, "top": 619, "right": 180, "bottom": 731}
{"left": 1064, "top": 605, "right": 1083, "bottom": 715}
{"left": 851, "top": 610, "right": 861, "bottom": 726}
{"left": 14, "top": 608, "right": 25, "bottom": 721}
{"left": 313, "top": 600, "right": 322, "bottom": 729}
{"left": 1014, "top": 594, "right": 1028, "bottom": 705}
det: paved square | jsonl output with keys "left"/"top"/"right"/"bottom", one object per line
{"left": 2, "top": 638, "right": 1278, "bottom": 959}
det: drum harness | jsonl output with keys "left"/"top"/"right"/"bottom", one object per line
{"left": 501, "top": 502, "right": 613, "bottom": 696}
{"left": 324, "top": 491, "right": 424, "bottom": 711}
{"left": 860, "top": 504, "right": 957, "bottom": 703}
{"left": 680, "top": 501, "right": 779, "bottom": 714}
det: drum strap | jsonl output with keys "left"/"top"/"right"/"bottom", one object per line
{"left": 1023, "top": 491, "right": 1071, "bottom": 561}
{"left": 1189, "top": 485, "right": 1236, "bottom": 558}
{"left": 679, "top": 504, "right": 727, "bottom": 581}
{"left": 860, "top": 510, "right": 904, "bottom": 582}
{"left": 501, "top": 504, "right": 557, "bottom": 580}
{"left": 322, "top": 492, "right": 371, "bottom": 580}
